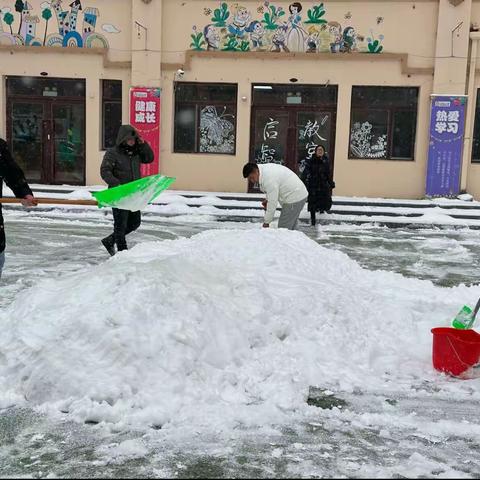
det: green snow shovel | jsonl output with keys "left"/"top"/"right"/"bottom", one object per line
{"left": 0, "top": 174, "right": 176, "bottom": 212}
{"left": 91, "top": 174, "right": 176, "bottom": 211}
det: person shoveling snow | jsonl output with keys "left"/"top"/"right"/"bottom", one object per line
{"left": 99, "top": 124, "right": 155, "bottom": 255}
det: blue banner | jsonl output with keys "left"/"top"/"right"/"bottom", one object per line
{"left": 425, "top": 95, "right": 467, "bottom": 197}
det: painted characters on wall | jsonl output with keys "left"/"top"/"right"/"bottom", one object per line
{"left": 190, "top": 2, "right": 385, "bottom": 53}
{"left": 0, "top": 0, "right": 120, "bottom": 48}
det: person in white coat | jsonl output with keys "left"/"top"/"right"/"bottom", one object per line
{"left": 243, "top": 162, "right": 308, "bottom": 230}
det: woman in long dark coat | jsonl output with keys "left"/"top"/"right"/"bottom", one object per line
{"left": 301, "top": 145, "right": 335, "bottom": 226}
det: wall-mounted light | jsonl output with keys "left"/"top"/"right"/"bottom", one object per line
{"left": 40, "top": 71, "right": 48, "bottom": 76}
{"left": 289, "top": 77, "right": 298, "bottom": 83}
{"left": 174, "top": 68, "right": 185, "bottom": 81}
{"left": 241, "top": 95, "right": 248, "bottom": 102}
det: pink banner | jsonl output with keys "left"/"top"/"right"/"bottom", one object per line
{"left": 129, "top": 87, "right": 161, "bottom": 176}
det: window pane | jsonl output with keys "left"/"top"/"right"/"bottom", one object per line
{"left": 253, "top": 84, "right": 338, "bottom": 106}
{"left": 6, "top": 77, "right": 85, "bottom": 97}
{"left": 11, "top": 102, "right": 43, "bottom": 183}
{"left": 350, "top": 110, "right": 388, "bottom": 159}
{"left": 174, "top": 105, "right": 196, "bottom": 152}
{"left": 102, "top": 80, "right": 122, "bottom": 100}
{"left": 392, "top": 110, "right": 416, "bottom": 159}
{"left": 472, "top": 89, "right": 480, "bottom": 162}
{"left": 199, "top": 105, "right": 236, "bottom": 153}
{"left": 101, "top": 80, "right": 122, "bottom": 150}
{"left": 174, "top": 83, "right": 238, "bottom": 154}
{"left": 175, "top": 83, "right": 237, "bottom": 103}
{"left": 103, "top": 102, "right": 122, "bottom": 149}
{"left": 352, "top": 86, "right": 418, "bottom": 109}
{"left": 253, "top": 111, "right": 289, "bottom": 165}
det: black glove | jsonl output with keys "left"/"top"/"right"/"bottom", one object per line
{"left": 330, "top": 181, "right": 336, "bottom": 189}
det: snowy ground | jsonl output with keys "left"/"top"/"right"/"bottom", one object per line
{"left": 1, "top": 207, "right": 480, "bottom": 478}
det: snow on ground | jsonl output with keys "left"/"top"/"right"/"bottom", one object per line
{"left": 6, "top": 184, "right": 480, "bottom": 228}
{"left": 1, "top": 227, "right": 479, "bottom": 438}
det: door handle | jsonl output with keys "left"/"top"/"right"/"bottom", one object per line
{"left": 47, "top": 133, "right": 51, "bottom": 141}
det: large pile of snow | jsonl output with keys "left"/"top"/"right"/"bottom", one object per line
{"left": 0, "top": 229, "right": 478, "bottom": 430}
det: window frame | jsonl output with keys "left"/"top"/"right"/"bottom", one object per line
{"left": 173, "top": 82, "right": 238, "bottom": 155}
{"left": 471, "top": 88, "right": 480, "bottom": 163}
{"left": 101, "top": 79, "right": 122, "bottom": 151}
{"left": 348, "top": 86, "right": 419, "bottom": 161}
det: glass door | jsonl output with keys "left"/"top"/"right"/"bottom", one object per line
{"left": 252, "top": 109, "right": 290, "bottom": 166}
{"left": 6, "top": 77, "right": 86, "bottom": 185}
{"left": 9, "top": 102, "right": 45, "bottom": 183}
{"left": 52, "top": 103, "right": 85, "bottom": 184}
{"left": 296, "top": 111, "right": 333, "bottom": 175}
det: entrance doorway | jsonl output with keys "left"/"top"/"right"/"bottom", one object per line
{"left": 249, "top": 83, "right": 337, "bottom": 192}
{"left": 6, "top": 76, "right": 86, "bottom": 185}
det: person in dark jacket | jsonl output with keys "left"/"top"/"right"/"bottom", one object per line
{"left": 100, "top": 125, "right": 154, "bottom": 255}
{"left": 0, "top": 139, "right": 37, "bottom": 279}
{"left": 301, "top": 145, "right": 335, "bottom": 226}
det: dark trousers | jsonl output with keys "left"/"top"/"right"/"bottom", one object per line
{"left": 104, "top": 208, "right": 141, "bottom": 251}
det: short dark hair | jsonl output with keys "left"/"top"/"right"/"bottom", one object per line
{"left": 289, "top": 2, "right": 302, "bottom": 13}
{"left": 243, "top": 162, "right": 258, "bottom": 178}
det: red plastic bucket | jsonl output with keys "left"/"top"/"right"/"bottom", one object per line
{"left": 431, "top": 327, "right": 480, "bottom": 377}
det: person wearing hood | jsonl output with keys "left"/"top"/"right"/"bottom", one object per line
{"left": 100, "top": 125, "right": 154, "bottom": 255}
{"left": 0, "top": 138, "right": 37, "bottom": 279}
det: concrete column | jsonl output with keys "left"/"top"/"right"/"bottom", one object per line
{"left": 460, "top": 32, "right": 480, "bottom": 191}
{"left": 433, "top": 0, "right": 472, "bottom": 95}
{"left": 131, "top": 0, "right": 162, "bottom": 87}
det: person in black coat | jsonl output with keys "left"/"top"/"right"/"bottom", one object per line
{"left": 100, "top": 125, "right": 154, "bottom": 255}
{"left": 0, "top": 139, "right": 37, "bottom": 279}
{"left": 301, "top": 145, "right": 335, "bottom": 226}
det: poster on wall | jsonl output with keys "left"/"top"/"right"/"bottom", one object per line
{"left": 425, "top": 95, "right": 467, "bottom": 197}
{"left": 129, "top": 87, "right": 161, "bottom": 176}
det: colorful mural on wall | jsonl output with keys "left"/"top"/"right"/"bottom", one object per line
{"left": 0, "top": 0, "right": 120, "bottom": 48}
{"left": 190, "top": 1, "right": 384, "bottom": 54}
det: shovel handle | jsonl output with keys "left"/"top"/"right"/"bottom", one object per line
{"left": 0, "top": 197, "right": 98, "bottom": 206}
{"left": 473, "top": 296, "right": 480, "bottom": 321}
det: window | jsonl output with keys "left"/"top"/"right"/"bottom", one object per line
{"left": 472, "top": 89, "right": 480, "bottom": 162}
{"left": 6, "top": 76, "right": 85, "bottom": 97}
{"left": 349, "top": 86, "right": 419, "bottom": 160}
{"left": 174, "top": 82, "right": 237, "bottom": 154}
{"left": 252, "top": 83, "right": 337, "bottom": 106}
{"left": 102, "top": 80, "right": 122, "bottom": 150}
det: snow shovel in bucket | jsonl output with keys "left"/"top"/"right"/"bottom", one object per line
{"left": 431, "top": 295, "right": 480, "bottom": 377}
{"left": 0, "top": 174, "right": 176, "bottom": 212}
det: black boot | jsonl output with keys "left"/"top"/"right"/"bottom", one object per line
{"left": 101, "top": 235, "right": 116, "bottom": 256}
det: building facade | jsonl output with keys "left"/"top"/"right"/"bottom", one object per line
{"left": 1, "top": 0, "right": 480, "bottom": 198}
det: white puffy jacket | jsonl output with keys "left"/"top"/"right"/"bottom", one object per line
{"left": 258, "top": 163, "right": 308, "bottom": 224}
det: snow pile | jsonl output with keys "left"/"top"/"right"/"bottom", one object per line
{"left": 0, "top": 229, "right": 478, "bottom": 430}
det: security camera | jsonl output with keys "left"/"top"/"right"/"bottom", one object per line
{"left": 176, "top": 68, "right": 185, "bottom": 78}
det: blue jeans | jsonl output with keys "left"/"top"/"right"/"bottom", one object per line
{"left": 0, "top": 251, "right": 4, "bottom": 280}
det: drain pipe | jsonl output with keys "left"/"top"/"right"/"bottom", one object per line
{"left": 461, "top": 32, "right": 480, "bottom": 192}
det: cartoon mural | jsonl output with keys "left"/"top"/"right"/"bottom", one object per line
{"left": 190, "top": 2, "right": 385, "bottom": 54}
{"left": 0, "top": 0, "right": 119, "bottom": 48}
